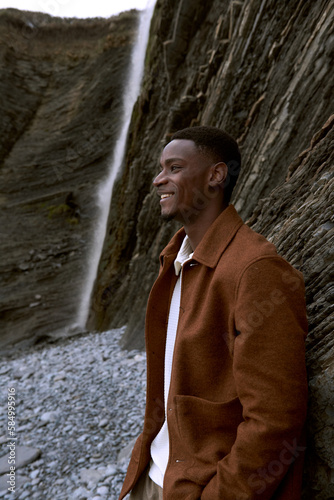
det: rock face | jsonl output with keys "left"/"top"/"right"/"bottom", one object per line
{"left": 90, "top": 0, "right": 334, "bottom": 348}
{"left": 88, "top": 0, "right": 333, "bottom": 497}
{"left": 250, "top": 116, "right": 334, "bottom": 499}
{"left": 0, "top": 8, "right": 138, "bottom": 346}
{"left": 1, "top": 1, "right": 333, "bottom": 497}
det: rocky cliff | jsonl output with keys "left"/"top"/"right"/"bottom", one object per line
{"left": 90, "top": 0, "right": 333, "bottom": 346}
{"left": 0, "top": 8, "right": 138, "bottom": 346}
{"left": 250, "top": 116, "right": 334, "bottom": 499}
{"left": 1, "top": 0, "right": 333, "bottom": 497}
{"left": 88, "top": 0, "right": 333, "bottom": 497}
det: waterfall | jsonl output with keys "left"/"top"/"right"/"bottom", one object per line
{"left": 75, "top": 0, "right": 156, "bottom": 331}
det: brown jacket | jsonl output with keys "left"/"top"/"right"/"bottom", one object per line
{"left": 119, "top": 205, "right": 308, "bottom": 500}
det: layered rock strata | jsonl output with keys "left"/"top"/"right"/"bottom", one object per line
{"left": 249, "top": 115, "right": 334, "bottom": 499}
{"left": 88, "top": 1, "right": 333, "bottom": 497}
{"left": 91, "top": 0, "right": 334, "bottom": 349}
{"left": 0, "top": 8, "right": 138, "bottom": 345}
{"left": 1, "top": 2, "right": 333, "bottom": 497}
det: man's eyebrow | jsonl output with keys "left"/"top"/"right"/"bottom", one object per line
{"left": 162, "top": 157, "right": 185, "bottom": 165}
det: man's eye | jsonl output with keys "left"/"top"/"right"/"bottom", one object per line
{"left": 171, "top": 166, "right": 181, "bottom": 172}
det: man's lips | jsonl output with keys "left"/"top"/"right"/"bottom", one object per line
{"left": 160, "top": 193, "right": 174, "bottom": 200}
{"left": 158, "top": 192, "right": 175, "bottom": 202}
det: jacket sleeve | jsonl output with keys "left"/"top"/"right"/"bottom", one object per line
{"left": 201, "top": 256, "right": 308, "bottom": 500}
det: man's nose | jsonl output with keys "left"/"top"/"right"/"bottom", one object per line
{"left": 153, "top": 170, "right": 167, "bottom": 186}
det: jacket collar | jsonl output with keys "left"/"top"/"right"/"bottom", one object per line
{"left": 160, "top": 205, "right": 244, "bottom": 268}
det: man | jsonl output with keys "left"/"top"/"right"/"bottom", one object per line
{"left": 119, "top": 126, "right": 308, "bottom": 499}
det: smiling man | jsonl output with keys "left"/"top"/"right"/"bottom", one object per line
{"left": 119, "top": 126, "right": 308, "bottom": 500}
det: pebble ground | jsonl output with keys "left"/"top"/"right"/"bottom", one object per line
{"left": 0, "top": 327, "right": 146, "bottom": 499}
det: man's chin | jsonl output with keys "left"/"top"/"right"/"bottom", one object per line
{"left": 161, "top": 212, "right": 176, "bottom": 222}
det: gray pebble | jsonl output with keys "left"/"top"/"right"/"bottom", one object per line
{"left": 97, "top": 485, "right": 109, "bottom": 495}
{"left": 0, "top": 327, "right": 146, "bottom": 499}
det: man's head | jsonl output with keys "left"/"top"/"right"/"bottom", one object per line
{"left": 171, "top": 126, "right": 241, "bottom": 204}
{"left": 153, "top": 126, "right": 241, "bottom": 226}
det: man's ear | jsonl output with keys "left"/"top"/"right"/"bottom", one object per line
{"left": 209, "top": 162, "right": 228, "bottom": 186}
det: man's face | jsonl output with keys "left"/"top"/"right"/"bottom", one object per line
{"left": 153, "top": 139, "right": 214, "bottom": 224}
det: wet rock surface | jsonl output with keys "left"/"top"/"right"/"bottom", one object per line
{"left": 0, "top": 327, "right": 145, "bottom": 499}
{"left": 0, "top": 8, "right": 139, "bottom": 347}
{"left": 91, "top": 0, "right": 334, "bottom": 349}
{"left": 249, "top": 115, "right": 334, "bottom": 500}
{"left": 86, "top": 2, "right": 333, "bottom": 495}
{"left": 1, "top": 1, "right": 333, "bottom": 498}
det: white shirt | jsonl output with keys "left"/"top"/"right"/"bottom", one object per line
{"left": 149, "top": 236, "right": 194, "bottom": 487}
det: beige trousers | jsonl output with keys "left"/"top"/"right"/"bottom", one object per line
{"left": 129, "top": 468, "right": 163, "bottom": 500}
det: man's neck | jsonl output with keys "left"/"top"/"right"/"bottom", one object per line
{"left": 184, "top": 204, "right": 228, "bottom": 250}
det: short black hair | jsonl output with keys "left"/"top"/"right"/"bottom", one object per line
{"left": 171, "top": 126, "right": 241, "bottom": 203}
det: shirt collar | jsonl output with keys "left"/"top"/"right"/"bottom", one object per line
{"left": 160, "top": 205, "right": 244, "bottom": 269}
{"left": 174, "top": 235, "right": 194, "bottom": 276}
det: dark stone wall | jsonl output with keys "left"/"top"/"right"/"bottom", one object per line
{"left": 1, "top": 2, "right": 333, "bottom": 496}
{"left": 0, "top": 8, "right": 139, "bottom": 346}
{"left": 89, "top": 1, "right": 334, "bottom": 496}
{"left": 250, "top": 116, "right": 334, "bottom": 499}
{"left": 90, "top": 0, "right": 333, "bottom": 350}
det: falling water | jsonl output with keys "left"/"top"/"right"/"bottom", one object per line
{"left": 75, "top": 0, "right": 156, "bottom": 330}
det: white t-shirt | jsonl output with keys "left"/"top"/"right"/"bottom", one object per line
{"left": 149, "top": 236, "right": 194, "bottom": 487}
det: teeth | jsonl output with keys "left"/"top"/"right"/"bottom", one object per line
{"left": 161, "top": 194, "right": 173, "bottom": 199}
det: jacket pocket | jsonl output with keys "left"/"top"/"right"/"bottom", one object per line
{"left": 174, "top": 395, "right": 243, "bottom": 484}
